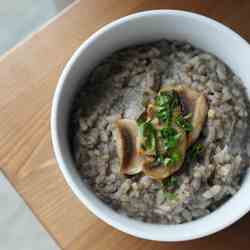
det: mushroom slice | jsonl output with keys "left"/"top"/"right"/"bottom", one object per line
{"left": 188, "top": 94, "right": 207, "bottom": 145}
{"left": 115, "top": 119, "right": 143, "bottom": 175}
{"left": 160, "top": 85, "right": 208, "bottom": 146}
{"left": 142, "top": 126, "right": 187, "bottom": 180}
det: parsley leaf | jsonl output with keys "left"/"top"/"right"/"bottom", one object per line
{"left": 138, "top": 121, "right": 156, "bottom": 153}
{"left": 188, "top": 143, "right": 204, "bottom": 160}
{"left": 170, "top": 151, "right": 182, "bottom": 164}
{"left": 184, "top": 112, "right": 193, "bottom": 119}
{"left": 136, "top": 113, "right": 147, "bottom": 125}
{"left": 155, "top": 90, "right": 180, "bottom": 124}
{"left": 160, "top": 127, "right": 177, "bottom": 138}
{"left": 155, "top": 90, "right": 179, "bottom": 108}
{"left": 160, "top": 127, "right": 182, "bottom": 151}
{"left": 164, "top": 191, "right": 178, "bottom": 201}
{"left": 176, "top": 115, "right": 193, "bottom": 132}
{"left": 162, "top": 177, "right": 178, "bottom": 188}
{"left": 163, "top": 158, "right": 172, "bottom": 166}
{"left": 161, "top": 176, "right": 179, "bottom": 200}
{"left": 156, "top": 109, "right": 172, "bottom": 124}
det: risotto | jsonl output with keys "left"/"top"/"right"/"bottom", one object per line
{"left": 70, "top": 40, "right": 250, "bottom": 224}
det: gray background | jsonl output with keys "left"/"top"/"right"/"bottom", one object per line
{"left": 0, "top": 0, "right": 75, "bottom": 55}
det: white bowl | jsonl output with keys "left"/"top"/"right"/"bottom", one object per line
{"left": 51, "top": 10, "right": 250, "bottom": 241}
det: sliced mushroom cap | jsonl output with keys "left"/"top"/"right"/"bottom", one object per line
{"left": 160, "top": 84, "right": 208, "bottom": 146}
{"left": 188, "top": 94, "right": 207, "bottom": 145}
{"left": 115, "top": 119, "right": 143, "bottom": 175}
{"left": 142, "top": 126, "right": 187, "bottom": 180}
{"left": 114, "top": 84, "right": 207, "bottom": 179}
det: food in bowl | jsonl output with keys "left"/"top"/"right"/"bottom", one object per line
{"left": 115, "top": 84, "right": 207, "bottom": 180}
{"left": 70, "top": 40, "right": 250, "bottom": 224}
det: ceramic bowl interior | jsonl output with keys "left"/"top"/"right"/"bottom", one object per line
{"left": 51, "top": 10, "right": 250, "bottom": 241}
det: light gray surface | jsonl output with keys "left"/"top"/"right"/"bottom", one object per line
{"left": 0, "top": 0, "right": 75, "bottom": 55}
{"left": 0, "top": 171, "right": 61, "bottom": 250}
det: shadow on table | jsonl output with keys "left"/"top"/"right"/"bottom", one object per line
{"left": 96, "top": 212, "right": 250, "bottom": 250}
{"left": 142, "top": 213, "right": 250, "bottom": 250}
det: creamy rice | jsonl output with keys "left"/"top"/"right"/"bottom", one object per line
{"left": 71, "top": 40, "right": 250, "bottom": 224}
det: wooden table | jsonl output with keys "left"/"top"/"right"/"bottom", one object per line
{"left": 1, "top": 0, "right": 250, "bottom": 249}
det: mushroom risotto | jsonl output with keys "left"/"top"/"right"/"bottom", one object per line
{"left": 71, "top": 40, "right": 250, "bottom": 224}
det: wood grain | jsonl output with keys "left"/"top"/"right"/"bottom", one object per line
{"left": 1, "top": 0, "right": 250, "bottom": 249}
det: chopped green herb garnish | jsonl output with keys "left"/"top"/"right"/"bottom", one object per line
{"left": 155, "top": 90, "right": 180, "bottom": 124}
{"left": 170, "top": 151, "right": 182, "bottom": 164}
{"left": 188, "top": 143, "right": 204, "bottom": 160}
{"left": 160, "top": 127, "right": 177, "bottom": 138}
{"left": 164, "top": 191, "right": 178, "bottom": 201}
{"left": 156, "top": 154, "right": 164, "bottom": 164}
{"left": 138, "top": 89, "right": 189, "bottom": 173}
{"left": 156, "top": 155, "right": 178, "bottom": 168}
{"left": 155, "top": 91, "right": 179, "bottom": 109}
{"left": 155, "top": 95, "right": 168, "bottom": 107}
{"left": 164, "top": 176, "right": 177, "bottom": 185}
{"left": 162, "top": 176, "right": 178, "bottom": 189}
{"left": 164, "top": 135, "right": 181, "bottom": 150}
{"left": 163, "top": 158, "right": 172, "bottom": 166}
{"left": 176, "top": 115, "right": 193, "bottom": 132}
{"left": 159, "top": 127, "right": 182, "bottom": 151}
{"left": 136, "top": 113, "right": 147, "bottom": 125}
{"left": 156, "top": 109, "right": 172, "bottom": 124}
{"left": 158, "top": 151, "right": 182, "bottom": 168}
{"left": 184, "top": 112, "right": 193, "bottom": 119}
{"left": 138, "top": 121, "right": 156, "bottom": 153}
{"left": 174, "top": 133, "right": 183, "bottom": 141}
{"left": 161, "top": 176, "right": 179, "bottom": 200}
{"left": 156, "top": 91, "right": 180, "bottom": 109}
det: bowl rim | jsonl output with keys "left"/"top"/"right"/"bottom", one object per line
{"left": 51, "top": 9, "right": 250, "bottom": 241}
